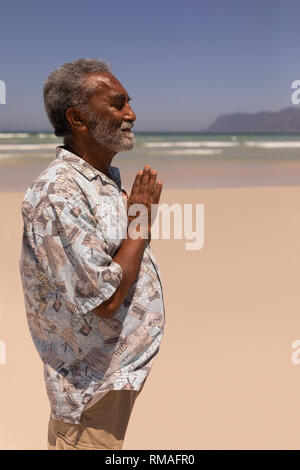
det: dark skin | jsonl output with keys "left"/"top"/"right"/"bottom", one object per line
{"left": 63, "top": 72, "right": 163, "bottom": 319}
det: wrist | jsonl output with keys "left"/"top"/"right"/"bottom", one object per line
{"left": 126, "top": 217, "right": 150, "bottom": 242}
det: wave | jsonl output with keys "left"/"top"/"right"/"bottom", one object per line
{"left": 0, "top": 144, "right": 57, "bottom": 150}
{"left": 0, "top": 133, "right": 30, "bottom": 139}
{"left": 38, "top": 133, "right": 57, "bottom": 139}
{"left": 245, "top": 141, "right": 300, "bottom": 149}
{"left": 143, "top": 141, "right": 239, "bottom": 148}
{"left": 156, "top": 149, "right": 223, "bottom": 155}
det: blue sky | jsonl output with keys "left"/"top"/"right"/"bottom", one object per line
{"left": 0, "top": 0, "right": 299, "bottom": 132}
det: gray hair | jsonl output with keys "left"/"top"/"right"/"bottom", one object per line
{"left": 43, "top": 58, "right": 113, "bottom": 136}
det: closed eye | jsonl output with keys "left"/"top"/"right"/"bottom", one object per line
{"left": 112, "top": 94, "right": 131, "bottom": 110}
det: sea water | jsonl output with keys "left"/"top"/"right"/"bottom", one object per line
{"left": 1, "top": 132, "right": 300, "bottom": 191}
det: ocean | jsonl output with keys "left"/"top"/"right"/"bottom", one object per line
{"left": 1, "top": 132, "right": 300, "bottom": 191}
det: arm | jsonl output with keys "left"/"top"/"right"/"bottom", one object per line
{"left": 91, "top": 165, "right": 162, "bottom": 319}
{"left": 91, "top": 236, "right": 147, "bottom": 319}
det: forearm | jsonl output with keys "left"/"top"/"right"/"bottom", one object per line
{"left": 93, "top": 165, "right": 162, "bottom": 319}
{"left": 91, "top": 235, "right": 147, "bottom": 319}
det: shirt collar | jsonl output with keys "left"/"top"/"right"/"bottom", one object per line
{"left": 56, "top": 145, "right": 122, "bottom": 190}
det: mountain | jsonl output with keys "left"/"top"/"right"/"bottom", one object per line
{"left": 207, "top": 107, "right": 300, "bottom": 133}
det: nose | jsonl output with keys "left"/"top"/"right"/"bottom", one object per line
{"left": 123, "top": 102, "right": 136, "bottom": 122}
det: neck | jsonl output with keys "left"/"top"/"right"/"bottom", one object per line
{"left": 63, "top": 134, "right": 117, "bottom": 177}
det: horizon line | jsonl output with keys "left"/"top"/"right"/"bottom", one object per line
{"left": 2, "top": 130, "right": 300, "bottom": 135}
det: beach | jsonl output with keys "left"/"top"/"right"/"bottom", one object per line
{"left": 2, "top": 133, "right": 300, "bottom": 191}
{"left": 1, "top": 184, "right": 300, "bottom": 449}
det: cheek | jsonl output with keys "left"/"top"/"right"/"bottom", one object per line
{"left": 106, "top": 107, "right": 124, "bottom": 126}
{"left": 109, "top": 115, "right": 123, "bottom": 130}
{"left": 114, "top": 114, "right": 124, "bottom": 128}
{"left": 93, "top": 104, "right": 123, "bottom": 127}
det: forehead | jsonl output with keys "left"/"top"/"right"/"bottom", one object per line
{"left": 83, "top": 72, "right": 128, "bottom": 99}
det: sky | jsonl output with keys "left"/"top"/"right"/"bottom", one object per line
{"left": 0, "top": 0, "right": 300, "bottom": 132}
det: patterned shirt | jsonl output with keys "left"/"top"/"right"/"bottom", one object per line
{"left": 19, "top": 146, "right": 165, "bottom": 424}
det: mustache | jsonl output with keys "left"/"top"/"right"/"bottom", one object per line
{"left": 85, "top": 111, "right": 133, "bottom": 132}
{"left": 120, "top": 122, "right": 134, "bottom": 131}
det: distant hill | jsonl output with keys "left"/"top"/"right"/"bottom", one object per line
{"left": 207, "top": 107, "right": 300, "bottom": 133}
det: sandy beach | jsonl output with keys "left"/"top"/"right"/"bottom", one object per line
{"left": 1, "top": 185, "right": 300, "bottom": 449}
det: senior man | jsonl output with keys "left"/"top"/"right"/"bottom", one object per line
{"left": 19, "top": 58, "right": 165, "bottom": 450}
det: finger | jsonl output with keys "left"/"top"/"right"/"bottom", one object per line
{"left": 152, "top": 180, "right": 163, "bottom": 204}
{"left": 140, "top": 165, "right": 151, "bottom": 195}
{"left": 131, "top": 170, "right": 143, "bottom": 196}
{"left": 148, "top": 169, "right": 157, "bottom": 194}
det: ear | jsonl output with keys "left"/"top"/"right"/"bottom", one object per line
{"left": 65, "top": 107, "right": 88, "bottom": 132}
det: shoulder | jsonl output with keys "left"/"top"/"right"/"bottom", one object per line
{"left": 21, "top": 159, "right": 89, "bottom": 220}
{"left": 23, "top": 159, "right": 86, "bottom": 204}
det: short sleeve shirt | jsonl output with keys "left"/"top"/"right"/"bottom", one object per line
{"left": 19, "top": 146, "right": 166, "bottom": 424}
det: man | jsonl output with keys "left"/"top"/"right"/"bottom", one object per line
{"left": 19, "top": 58, "right": 165, "bottom": 450}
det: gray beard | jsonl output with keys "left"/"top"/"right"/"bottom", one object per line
{"left": 84, "top": 109, "right": 135, "bottom": 152}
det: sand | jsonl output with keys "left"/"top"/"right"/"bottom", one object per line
{"left": 0, "top": 185, "right": 300, "bottom": 449}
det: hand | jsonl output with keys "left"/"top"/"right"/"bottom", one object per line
{"left": 127, "top": 165, "right": 163, "bottom": 240}
{"left": 121, "top": 188, "right": 129, "bottom": 205}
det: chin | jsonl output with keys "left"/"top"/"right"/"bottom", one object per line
{"left": 113, "top": 135, "right": 136, "bottom": 152}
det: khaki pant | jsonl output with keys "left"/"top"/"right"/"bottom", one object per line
{"left": 48, "top": 388, "right": 143, "bottom": 450}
